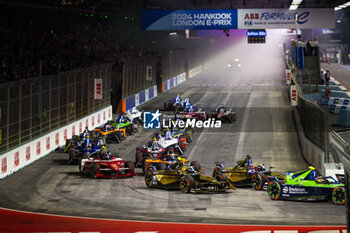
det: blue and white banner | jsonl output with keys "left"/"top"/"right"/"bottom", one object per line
{"left": 237, "top": 9, "right": 335, "bottom": 29}
{"left": 141, "top": 9, "right": 238, "bottom": 30}
{"left": 141, "top": 9, "right": 334, "bottom": 30}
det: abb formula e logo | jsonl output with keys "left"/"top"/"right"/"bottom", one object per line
{"left": 244, "top": 13, "right": 259, "bottom": 20}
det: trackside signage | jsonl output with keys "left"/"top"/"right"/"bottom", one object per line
{"left": 238, "top": 8, "right": 335, "bottom": 29}
{"left": 291, "top": 85, "right": 298, "bottom": 106}
{"left": 141, "top": 9, "right": 238, "bottom": 30}
{"left": 141, "top": 9, "right": 335, "bottom": 30}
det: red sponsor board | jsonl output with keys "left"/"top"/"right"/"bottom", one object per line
{"left": 94, "top": 79, "right": 103, "bottom": 99}
{"left": 85, "top": 119, "right": 89, "bottom": 129}
{"left": 64, "top": 129, "right": 67, "bottom": 141}
{"left": 26, "top": 146, "right": 30, "bottom": 161}
{"left": 79, "top": 122, "right": 82, "bottom": 133}
{"left": 55, "top": 132, "right": 59, "bottom": 146}
{"left": 108, "top": 109, "right": 111, "bottom": 119}
{"left": 92, "top": 116, "right": 95, "bottom": 127}
{"left": 1, "top": 157, "right": 7, "bottom": 173}
{"left": 46, "top": 137, "right": 50, "bottom": 150}
{"left": 36, "top": 141, "right": 41, "bottom": 155}
{"left": 72, "top": 125, "right": 75, "bottom": 136}
{"left": 98, "top": 114, "right": 100, "bottom": 124}
{"left": 103, "top": 111, "right": 106, "bottom": 121}
{"left": 14, "top": 151, "right": 19, "bottom": 167}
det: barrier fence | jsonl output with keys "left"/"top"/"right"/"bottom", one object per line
{"left": 0, "top": 63, "right": 112, "bottom": 154}
{"left": 122, "top": 55, "right": 157, "bottom": 100}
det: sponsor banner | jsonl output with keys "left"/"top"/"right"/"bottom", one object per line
{"left": 291, "top": 85, "right": 298, "bottom": 106}
{"left": 141, "top": 9, "right": 238, "bottom": 30}
{"left": 146, "top": 65, "right": 152, "bottom": 81}
{"left": 135, "top": 93, "right": 140, "bottom": 106}
{"left": 286, "top": 69, "right": 291, "bottom": 85}
{"left": 238, "top": 9, "right": 335, "bottom": 29}
{"left": 94, "top": 79, "right": 103, "bottom": 99}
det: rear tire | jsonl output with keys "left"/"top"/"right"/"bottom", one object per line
{"left": 125, "top": 161, "right": 135, "bottom": 175}
{"left": 252, "top": 173, "right": 267, "bottom": 190}
{"left": 68, "top": 150, "right": 75, "bottom": 164}
{"left": 135, "top": 152, "right": 143, "bottom": 167}
{"left": 267, "top": 181, "right": 282, "bottom": 200}
{"left": 89, "top": 162, "right": 100, "bottom": 178}
{"left": 190, "top": 161, "right": 201, "bottom": 171}
{"left": 180, "top": 176, "right": 194, "bottom": 193}
{"left": 332, "top": 186, "right": 346, "bottom": 205}
{"left": 145, "top": 170, "right": 155, "bottom": 188}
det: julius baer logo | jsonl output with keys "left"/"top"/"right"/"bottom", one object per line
{"left": 143, "top": 110, "right": 221, "bottom": 129}
{"left": 243, "top": 11, "right": 310, "bottom": 26}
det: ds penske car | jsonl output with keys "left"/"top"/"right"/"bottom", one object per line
{"left": 267, "top": 166, "right": 346, "bottom": 205}
{"left": 213, "top": 155, "right": 285, "bottom": 190}
{"left": 143, "top": 153, "right": 188, "bottom": 172}
{"left": 208, "top": 105, "right": 237, "bottom": 123}
{"left": 79, "top": 151, "right": 136, "bottom": 178}
{"left": 145, "top": 158, "right": 235, "bottom": 193}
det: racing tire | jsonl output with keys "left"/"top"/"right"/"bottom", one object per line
{"left": 145, "top": 169, "right": 155, "bottom": 188}
{"left": 89, "top": 162, "right": 100, "bottom": 178}
{"left": 332, "top": 186, "right": 346, "bottom": 205}
{"left": 180, "top": 176, "right": 195, "bottom": 193}
{"left": 125, "top": 161, "right": 135, "bottom": 175}
{"left": 190, "top": 161, "right": 201, "bottom": 171}
{"left": 78, "top": 154, "right": 89, "bottom": 173}
{"left": 228, "top": 114, "right": 234, "bottom": 123}
{"left": 252, "top": 173, "right": 267, "bottom": 190}
{"left": 267, "top": 181, "right": 282, "bottom": 200}
{"left": 129, "top": 124, "right": 135, "bottom": 134}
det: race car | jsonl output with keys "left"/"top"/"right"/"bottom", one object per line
{"left": 134, "top": 138, "right": 186, "bottom": 172}
{"left": 68, "top": 140, "right": 102, "bottom": 164}
{"left": 110, "top": 115, "right": 137, "bottom": 135}
{"left": 208, "top": 104, "right": 237, "bottom": 123}
{"left": 143, "top": 153, "right": 188, "bottom": 172}
{"left": 93, "top": 124, "right": 126, "bottom": 143}
{"left": 64, "top": 128, "right": 94, "bottom": 152}
{"left": 79, "top": 152, "right": 135, "bottom": 178}
{"left": 175, "top": 105, "right": 206, "bottom": 121}
{"left": 227, "top": 58, "right": 242, "bottom": 69}
{"left": 267, "top": 166, "right": 346, "bottom": 205}
{"left": 213, "top": 155, "right": 285, "bottom": 189}
{"left": 159, "top": 126, "right": 193, "bottom": 143}
{"left": 124, "top": 107, "right": 143, "bottom": 124}
{"left": 164, "top": 96, "right": 191, "bottom": 111}
{"left": 145, "top": 159, "right": 235, "bottom": 193}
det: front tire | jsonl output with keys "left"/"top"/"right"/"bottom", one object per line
{"left": 190, "top": 161, "right": 201, "bottom": 171}
{"left": 267, "top": 181, "right": 282, "bottom": 200}
{"left": 332, "top": 186, "right": 346, "bottom": 205}
{"left": 145, "top": 170, "right": 155, "bottom": 188}
{"left": 252, "top": 173, "right": 267, "bottom": 190}
{"left": 89, "top": 162, "right": 100, "bottom": 178}
{"left": 125, "top": 161, "right": 135, "bottom": 175}
{"left": 180, "top": 176, "right": 194, "bottom": 193}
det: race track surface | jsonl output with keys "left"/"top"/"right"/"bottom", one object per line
{"left": 0, "top": 57, "right": 346, "bottom": 225}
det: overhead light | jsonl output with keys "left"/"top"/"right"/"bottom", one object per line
{"left": 345, "top": 2, "right": 350, "bottom": 6}
{"left": 337, "top": 20, "right": 341, "bottom": 23}
{"left": 289, "top": 4, "right": 299, "bottom": 10}
{"left": 338, "top": 5, "right": 347, "bottom": 8}
{"left": 169, "top": 32, "right": 177, "bottom": 36}
{"left": 335, "top": 7, "right": 342, "bottom": 11}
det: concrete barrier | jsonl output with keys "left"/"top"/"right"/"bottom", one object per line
{"left": 163, "top": 72, "right": 186, "bottom": 92}
{"left": 124, "top": 85, "right": 157, "bottom": 111}
{"left": 0, "top": 106, "right": 112, "bottom": 179}
{"left": 293, "top": 108, "right": 326, "bottom": 175}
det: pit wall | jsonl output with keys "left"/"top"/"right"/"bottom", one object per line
{"left": 293, "top": 107, "right": 326, "bottom": 174}
{"left": 0, "top": 106, "right": 112, "bottom": 179}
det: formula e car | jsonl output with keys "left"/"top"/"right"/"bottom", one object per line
{"left": 175, "top": 105, "right": 207, "bottom": 121}
{"left": 208, "top": 106, "right": 237, "bottom": 123}
{"left": 267, "top": 166, "right": 346, "bottom": 205}
{"left": 164, "top": 96, "right": 192, "bottom": 111}
{"left": 213, "top": 155, "right": 285, "bottom": 189}
{"left": 93, "top": 124, "right": 126, "bottom": 143}
{"left": 124, "top": 107, "right": 143, "bottom": 124}
{"left": 79, "top": 153, "right": 135, "bottom": 178}
{"left": 135, "top": 139, "right": 186, "bottom": 172}
{"left": 159, "top": 126, "right": 193, "bottom": 143}
{"left": 110, "top": 115, "right": 137, "bottom": 135}
{"left": 143, "top": 153, "right": 188, "bottom": 172}
{"left": 145, "top": 159, "right": 235, "bottom": 193}
{"left": 68, "top": 141, "right": 102, "bottom": 164}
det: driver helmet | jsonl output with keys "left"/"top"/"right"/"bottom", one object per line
{"left": 131, "top": 107, "right": 137, "bottom": 114}
{"left": 87, "top": 143, "right": 92, "bottom": 150}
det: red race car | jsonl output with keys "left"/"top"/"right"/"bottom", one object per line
{"left": 79, "top": 153, "right": 135, "bottom": 178}
{"left": 176, "top": 105, "right": 207, "bottom": 121}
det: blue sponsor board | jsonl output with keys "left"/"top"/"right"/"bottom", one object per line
{"left": 141, "top": 9, "right": 238, "bottom": 30}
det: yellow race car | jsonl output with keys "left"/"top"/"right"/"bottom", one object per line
{"left": 145, "top": 158, "right": 235, "bottom": 193}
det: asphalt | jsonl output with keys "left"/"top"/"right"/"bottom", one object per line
{"left": 0, "top": 57, "right": 346, "bottom": 226}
